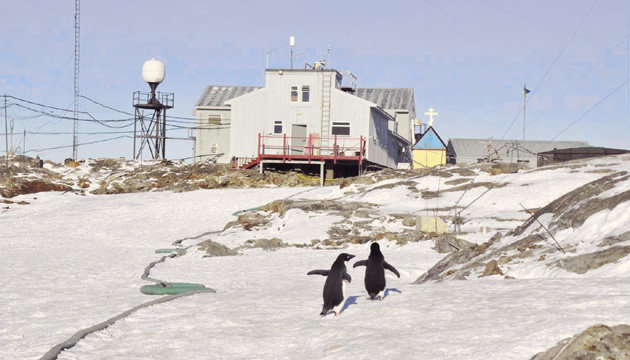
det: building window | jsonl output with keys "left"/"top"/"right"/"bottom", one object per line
{"left": 331, "top": 122, "right": 350, "bottom": 136}
{"left": 209, "top": 144, "right": 218, "bottom": 154}
{"left": 302, "top": 86, "right": 310, "bottom": 102}
{"left": 207, "top": 115, "right": 221, "bottom": 125}
{"left": 274, "top": 121, "right": 283, "bottom": 134}
{"left": 290, "top": 86, "right": 298, "bottom": 102}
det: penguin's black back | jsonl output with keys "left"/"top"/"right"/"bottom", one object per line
{"left": 364, "top": 243, "right": 386, "bottom": 297}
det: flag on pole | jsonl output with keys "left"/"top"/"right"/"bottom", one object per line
{"left": 523, "top": 85, "right": 531, "bottom": 96}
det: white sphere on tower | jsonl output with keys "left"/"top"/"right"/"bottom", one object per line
{"left": 142, "top": 58, "right": 166, "bottom": 84}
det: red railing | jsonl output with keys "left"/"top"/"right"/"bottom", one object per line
{"left": 257, "top": 133, "right": 366, "bottom": 165}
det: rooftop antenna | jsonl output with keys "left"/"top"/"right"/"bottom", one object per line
{"left": 265, "top": 47, "right": 280, "bottom": 69}
{"left": 132, "top": 58, "right": 174, "bottom": 160}
{"left": 290, "top": 36, "right": 295, "bottom": 69}
{"left": 72, "top": 0, "right": 80, "bottom": 160}
{"left": 327, "top": 44, "right": 331, "bottom": 69}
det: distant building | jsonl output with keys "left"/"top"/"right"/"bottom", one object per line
{"left": 412, "top": 126, "right": 447, "bottom": 168}
{"left": 446, "top": 139, "right": 589, "bottom": 167}
{"left": 537, "top": 147, "right": 629, "bottom": 167}
{"left": 194, "top": 86, "right": 261, "bottom": 164}
{"left": 193, "top": 68, "right": 416, "bottom": 175}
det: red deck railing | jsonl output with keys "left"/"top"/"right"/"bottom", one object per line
{"left": 256, "top": 133, "right": 366, "bottom": 166}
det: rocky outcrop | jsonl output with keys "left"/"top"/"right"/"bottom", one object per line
{"left": 197, "top": 239, "right": 238, "bottom": 257}
{"left": 433, "top": 235, "right": 475, "bottom": 253}
{"left": 552, "top": 245, "right": 630, "bottom": 274}
{"left": 530, "top": 324, "right": 630, "bottom": 360}
{"left": 414, "top": 233, "right": 503, "bottom": 283}
{"left": 514, "top": 171, "right": 629, "bottom": 236}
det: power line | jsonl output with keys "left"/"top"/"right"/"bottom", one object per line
{"left": 525, "top": 33, "right": 630, "bottom": 130}
{"left": 79, "top": 94, "right": 133, "bottom": 116}
{"left": 500, "top": 0, "right": 601, "bottom": 139}
{"left": 12, "top": 103, "right": 134, "bottom": 123}
{"left": 551, "top": 80, "right": 628, "bottom": 141}
{"left": 5, "top": 95, "right": 91, "bottom": 114}
{"left": 25, "top": 135, "right": 132, "bottom": 153}
{"left": 480, "top": 0, "right": 627, "bottom": 51}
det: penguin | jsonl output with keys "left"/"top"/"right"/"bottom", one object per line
{"left": 307, "top": 253, "right": 355, "bottom": 316}
{"left": 353, "top": 242, "right": 400, "bottom": 300}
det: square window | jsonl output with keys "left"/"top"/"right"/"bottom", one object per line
{"left": 290, "top": 86, "right": 298, "bottom": 102}
{"left": 209, "top": 144, "right": 218, "bottom": 154}
{"left": 302, "top": 86, "right": 310, "bottom": 102}
{"left": 207, "top": 115, "right": 221, "bottom": 125}
{"left": 274, "top": 121, "right": 283, "bottom": 134}
{"left": 331, "top": 122, "right": 350, "bottom": 136}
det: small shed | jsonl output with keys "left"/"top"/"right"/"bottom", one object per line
{"left": 537, "top": 147, "right": 630, "bottom": 167}
{"left": 412, "top": 126, "right": 447, "bottom": 169}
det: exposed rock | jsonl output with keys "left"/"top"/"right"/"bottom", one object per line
{"left": 348, "top": 235, "right": 372, "bottom": 244}
{"left": 414, "top": 232, "right": 503, "bottom": 283}
{"left": 481, "top": 260, "right": 503, "bottom": 276}
{"left": 261, "top": 200, "right": 289, "bottom": 216}
{"left": 402, "top": 216, "right": 416, "bottom": 227}
{"left": 514, "top": 171, "right": 629, "bottom": 236}
{"left": 530, "top": 324, "right": 630, "bottom": 360}
{"left": 444, "top": 178, "right": 471, "bottom": 186}
{"left": 422, "top": 182, "right": 508, "bottom": 199}
{"left": 552, "top": 245, "right": 630, "bottom": 274}
{"left": 237, "top": 213, "right": 269, "bottom": 231}
{"left": 486, "top": 162, "right": 527, "bottom": 175}
{"left": 197, "top": 239, "right": 238, "bottom": 257}
{"left": 433, "top": 235, "right": 475, "bottom": 253}
{"left": 1, "top": 179, "right": 71, "bottom": 198}
{"left": 243, "top": 238, "right": 288, "bottom": 250}
{"left": 598, "top": 231, "right": 630, "bottom": 247}
{"left": 447, "top": 168, "right": 477, "bottom": 177}
{"left": 327, "top": 226, "right": 351, "bottom": 241}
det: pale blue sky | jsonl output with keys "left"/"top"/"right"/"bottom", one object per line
{"left": 1, "top": 0, "right": 629, "bottom": 161}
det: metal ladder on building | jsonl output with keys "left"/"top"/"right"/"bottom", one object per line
{"left": 320, "top": 72, "right": 332, "bottom": 153}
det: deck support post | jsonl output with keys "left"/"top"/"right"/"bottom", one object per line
{"left": 320, "top": 161, "right": 325, "bottom": 187}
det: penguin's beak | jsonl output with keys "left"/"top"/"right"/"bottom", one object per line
{"left": 348, "top": 254, "right": 355, "bottom": 260}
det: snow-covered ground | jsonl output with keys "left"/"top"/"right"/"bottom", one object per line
{"left": 2, "top": 155, "right": 630, "bottom": 359}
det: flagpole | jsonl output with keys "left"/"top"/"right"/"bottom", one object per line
{"left": 523, "top": 86, "right": 527, "bottom": 141}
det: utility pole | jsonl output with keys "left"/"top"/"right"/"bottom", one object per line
{"left": 4, "top": 94, "right": 8, "bottom": 167}
{"left": 72, "top": 0, "right": 80, "bottom": 160}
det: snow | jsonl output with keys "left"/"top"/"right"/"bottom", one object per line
{"left": 2, "top": 155, "right": 630, "bottom": 359}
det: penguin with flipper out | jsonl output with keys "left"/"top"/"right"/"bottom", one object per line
{"left": 307, "top": 253, "right": 355, "bottom": 316}
{"left": 353, "top": 242, "right": 400, "bottom": 300}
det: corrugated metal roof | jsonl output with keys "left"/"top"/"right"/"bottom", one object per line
{"left": 353, "top": 88, "right": 415, "bottom": 113}
{"left": 447, "top": 138, "right": 589, "bottom": 160}
{"left": 195, "top": 86, "right": 262, "bottom": 107}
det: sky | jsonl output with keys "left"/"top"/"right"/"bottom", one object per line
{"left": 1, "top": 0, "right": 630, "bottom": 162}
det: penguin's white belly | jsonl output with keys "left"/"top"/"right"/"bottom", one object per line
{"left": 332, "top": 280, "right": 348, "bottom": 315}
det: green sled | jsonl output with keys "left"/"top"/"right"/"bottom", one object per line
{"left": 140, "top": 282, "right": 206, "bottom": 295}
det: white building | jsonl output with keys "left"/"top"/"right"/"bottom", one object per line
{"left": 194, "top": 69, "right": 415, "bottom": 174}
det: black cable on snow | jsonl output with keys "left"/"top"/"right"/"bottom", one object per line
{"left": 39, "top": 288, "right": 214, "bottom": 360}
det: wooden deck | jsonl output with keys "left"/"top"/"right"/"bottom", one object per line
{"left": 241, "top": 133, "right": 366, "bottom": 169}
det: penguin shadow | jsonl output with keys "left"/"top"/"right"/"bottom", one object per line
{"left": 384, "top": 288, "right": 402, "bottom": 299}
{"left": 340, "top": 295, "right": 361, "bottom": 314}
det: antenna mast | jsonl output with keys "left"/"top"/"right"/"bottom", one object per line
{"left": 72, "top": 0, "right": 80, "bottom": 160}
